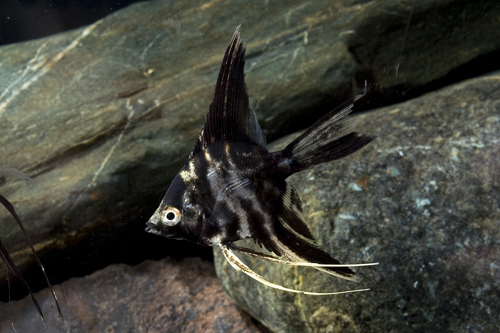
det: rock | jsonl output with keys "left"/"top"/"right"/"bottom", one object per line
{"left": 0, "top": 257, "right": 259, "bottom": 332}
{"left": 1, "top": 0, "right": 500, "bottom": 303}
{"left": 214, "top": 72, "right": 500, "bottom": 332}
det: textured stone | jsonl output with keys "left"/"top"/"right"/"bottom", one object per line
{"left": 0, "top": 258, "right": 258, "bottom": 332}
{"left": 1, "top": 0, "right": 499, "bottom": 314}
{"left": 214, "top": 72, "right": 500, "bottom": 332}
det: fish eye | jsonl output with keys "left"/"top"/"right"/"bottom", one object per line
{"left": 161, "top": 206, "right": 181, "bottom": 226}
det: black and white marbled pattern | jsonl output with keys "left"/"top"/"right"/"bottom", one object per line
{"left": 146, "top": 29, "right": 373, "bottom": 282}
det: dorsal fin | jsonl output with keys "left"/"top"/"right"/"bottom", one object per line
{"left": 188, "top": 28, "right": 266, "bottom": 160}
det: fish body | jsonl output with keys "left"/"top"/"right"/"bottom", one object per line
{"left": 151, "top": 143, "right": 275, "bottom": 246}
{"left": 146, "top": 28, "right": 375, "bottom": 292}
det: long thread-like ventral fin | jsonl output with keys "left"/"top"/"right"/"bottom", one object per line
{"left": 220, "top": 245, "right": 370, "bottom": 295}
{"left": 0, "top": 193, "right": 64, "bottom": 325}
{"left": 228, "top": 244, "right": 379, "bottom": 267}
{"left": 0, "top": 238, "right": 45, "bottom": 325}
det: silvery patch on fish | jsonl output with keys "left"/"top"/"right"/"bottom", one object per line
{"left": 146, "top": 27, "right": 378, "bottom": 295}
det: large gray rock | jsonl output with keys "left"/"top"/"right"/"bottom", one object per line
{"left": 1, "top": 0, "right": 499, "bottom": 316}
{"left": 0, "top": 258, "right": 258, "bottom": 332}
{"left": 214, "top": 72, "right": 500, "bottom": 332}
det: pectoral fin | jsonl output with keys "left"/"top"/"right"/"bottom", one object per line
{"left": 203, "top": 178, "right": 254, "bottom": 242}
{"left": 210, "top": 178, "right": 251, "bottom": 224}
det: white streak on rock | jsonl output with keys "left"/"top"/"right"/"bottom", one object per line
{"left": 0, "top": 21, "right": 101, "bottom": 120}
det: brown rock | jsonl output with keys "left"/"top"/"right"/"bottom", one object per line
{"left": 0, "top": 258, "right": 259, "bottom": 332}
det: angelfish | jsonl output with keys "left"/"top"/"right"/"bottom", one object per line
{"left": 146, "top": 28, "right": 377, "bottom": 295}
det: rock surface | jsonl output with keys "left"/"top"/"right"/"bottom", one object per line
{"left": 0, "top": 0, "right": 499, "bottom": 327}
{"left": 0, "top": 257, "right": 259, "bottom": 332}
{"left": 214, "top": 72, "right": 500, "bottom": 332}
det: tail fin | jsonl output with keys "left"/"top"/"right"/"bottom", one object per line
{"left": 283, "top": 88, "right": 374, "bottom": 173}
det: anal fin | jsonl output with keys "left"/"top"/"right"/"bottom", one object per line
{"left": 273, "top": 220, "right": 359, "bottom": 281}
{"left": 279, "top": 184, "right": 314, "bottom": 240}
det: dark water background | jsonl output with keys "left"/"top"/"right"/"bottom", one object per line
{"left": 0, "top": 0, "right": 141, "bottom": 46}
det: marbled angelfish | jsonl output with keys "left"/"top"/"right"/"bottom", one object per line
{"left": 146, "top": 28, "right": 377, "bottom": 295}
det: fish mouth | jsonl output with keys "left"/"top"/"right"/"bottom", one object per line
{"left": 145, "top": 220, "right": 161, "bottom": 235}
{"left": 145, "top": 219, "right": 179, "bottom": 239}
{"left": 145, "top": 207, "right": 162, "bottom": 235}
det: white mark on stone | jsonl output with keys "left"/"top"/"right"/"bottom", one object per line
{"left": 414, "top": 145, "right": 432, "bottom": 151}
{"left": 165, "top": 18, "right": 181, "bottom": 32}
{"left": 70, "top": 100, "right": 135, "bottom": 210}
{"left": 416, "top": 198, "right": 430, "bottom": 208}
{"left": 0, "top": 43, "right": 47, "bottom": 106}
{"left": 348, "top": 182, "right": 363, "bottom": 191}
{"left": 0, "top": 20, "right": 101, "bottom": 120}
{"left": 451, "top": 147, "right": 460, "bottom": 161}
{"left": 140, "top": 32, "right": 163, "bottom": 62}
{"left": 91, "top": 103, "right": 134, "bottom": 185}
{"left": 450, "top": 137, "right": 485, "bottom": 148}
{"left": 339, "top": 30, "right": 355, "bottom": 36}
{"left": 338, "top": 214, "right": 356, "bottom": 220}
